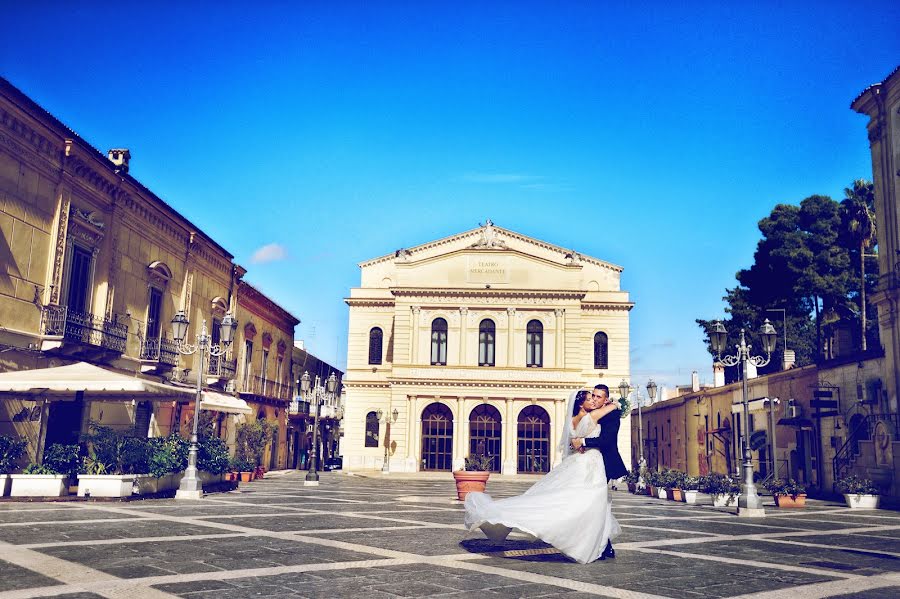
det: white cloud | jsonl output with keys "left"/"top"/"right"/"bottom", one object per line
{"left": 250, "top": 243, "right": 288, "bottom": 264}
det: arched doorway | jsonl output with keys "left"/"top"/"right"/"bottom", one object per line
{"left": 517, "top": 405, "right": 550, "bottom": 473}
{"left": 421, "top": 403, "right": 453, "bottom": 471}
{"left": 469, "top": 404, "right": 501, "bottom": 472}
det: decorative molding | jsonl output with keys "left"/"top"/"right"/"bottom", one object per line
{"left": 469, "top": 219, "right": 508, "bottom": 249}
{"left": 345, "top": 298, "right": 396, "bottom": 308}
{"left": 581, "top": 302, "right": 634, "bottom": 312}
{"left": 68, "top": 204, "right": 105, "bottom": 247}
{"left": 0, "top": 107, "right": 59, "bottom": 163}
{"left": 49, "top": 195, "right": 71, "bottom": 305}
{"left": 403, "top": 367, "right": 572, "bottom": 383}
{"left": 392, "top": 288, "right": 586, "bottom": 304}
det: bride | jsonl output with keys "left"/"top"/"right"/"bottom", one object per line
{"left": 463, "top": 389, "right": 622, "bottom": 564}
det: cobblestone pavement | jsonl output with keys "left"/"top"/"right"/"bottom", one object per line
{"left": 1, "top": 470, "right": 899, "bottom": 598}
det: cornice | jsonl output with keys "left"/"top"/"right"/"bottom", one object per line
{"left": 0, "top": 105, "right": 60, "bottom": 165}
{"left": 238, "top": 280, "right": 300, "bottom": 328}
{"left": 386, "top": 378, "right": 580, "bottom": 391}
{"left": 581, "top": 302, "right": 635, "bottom": 312}
{"left": 345, "top": 298, "right": 396, "bottom": 307}
{"left": 392, "top": 288, "right": 586, "bottom": 301}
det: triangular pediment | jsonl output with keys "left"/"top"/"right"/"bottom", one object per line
{"left": 360, "top": 222, "right": 621, "bottom": 272}
{"left": 357, "top": 222, "right": 622, "bottom": 293}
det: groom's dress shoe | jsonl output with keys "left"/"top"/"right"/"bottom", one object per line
{"left": 598, "top": 542, "right": 615, "bottom": 560}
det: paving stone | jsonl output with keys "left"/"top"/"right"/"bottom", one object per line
{"left": 0, "top": 519, "right": 232, "bottom": 545}
{"left": 826, "top": 586, "right": 900, "bottom": 599}
{"left": 200, "top": 513, "right": 430, "bottom": 531}
{"left": 0, "top": 508, "right": 144, "bottom": 524}
{"left": 0, "top": 558, "right": 63, "bottom": 591}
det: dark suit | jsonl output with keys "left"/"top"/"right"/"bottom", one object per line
{"left": 583, "top": 409, "right": 627, "bottom": 481}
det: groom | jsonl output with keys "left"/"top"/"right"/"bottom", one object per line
{"left": 572, "top": 384, "right": 627, "bottom": 560}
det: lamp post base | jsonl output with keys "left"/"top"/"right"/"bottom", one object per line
{"left": 175, "top": 489, "right": 203, "bottom": 500}
{"left": 737, "top": 506, "right": 766, "bottom": 517}
{"left": 303, "top": 479, "right": 320, "bottom": 487}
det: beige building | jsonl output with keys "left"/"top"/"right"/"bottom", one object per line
{"left": 235, "top": 280, "right": 299, "bottom": 470}
{"left": 342, "top": 222, "right": 633, "bottom": 474}
{"left": 0, "top": 76, "right": 295, "bottom": 469}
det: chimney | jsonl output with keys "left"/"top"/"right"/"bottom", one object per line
{"left": 108, "top": 148, "right": 130, "bottom": 174}
{"left": 746, "top": 360, "right": 758, "bottom": 379}
{"left": 713, "top": 363, "right": 725, "bottom": 387}
{"left": 691, "top": 371, "right": 700, "bottom": 392}
{"left": 783, "top": 349, "right": 796, "bottom": 370}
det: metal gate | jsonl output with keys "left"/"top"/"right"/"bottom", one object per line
{"left": 469, "top": 404, "right": 501, "bottom": 472}
{"left": 517, "top": 405, "right": 550, "bottom": 473}
{"left": 421, "top": 403, "right": 453, "bottom": 471}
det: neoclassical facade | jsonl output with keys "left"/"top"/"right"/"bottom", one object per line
{"left": 343, "top": 222, "right": 633, "bottom": 474}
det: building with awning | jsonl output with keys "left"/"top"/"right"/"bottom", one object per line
{"left": 0, "top": 76, "right": 295, "bottom": 467}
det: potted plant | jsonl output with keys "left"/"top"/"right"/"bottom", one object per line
{"left": 700, "top": 473, "right": 741, "bottom": 507}
{"left": 765, "top": 478, "right": 807, "bottom": 507}
{"left": 645, "top": 469, "right": 662, "bottom": 498}
{"left": 453, "top": 454, "right": 493, "bottom": 500}
{"left": 836, "top": 475, "right": 880, "bottom": 509}
{"left": 623, "top": 469, "right": 640, "bottom": 494}
{"left": 681, "top": 475, "right": 700, "bottom": 504}
{"left": 76, "top": 423, "right": 151, "bottom": 497}
{"left": 232, "top": 456, "right": 255, "bottom": 482}
{"left": 198, "top": 436, "right": 231, "bottom": 485}
{"left": 10, "top": 462, "right": 69, "bottom": 497}
{"left": 664, "top": 469, "right": 686, "bottom": 501}
{"left": 0, "top": 434, "right": 27, "bottom": 496}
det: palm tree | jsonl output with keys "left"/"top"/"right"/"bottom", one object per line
{"left": 841, "top": 179, "right": 876, "bottom": 351}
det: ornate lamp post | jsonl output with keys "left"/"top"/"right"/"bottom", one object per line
{"left": 377, "top": 407, "right": 399, "bottom": 472}
{"left": 171, "top": 310, "right": 237, "bottom": 500}
{"left": 301, "top": 371, "right": 337, "bottom": 486}
{"left": 641, "top": 379, "right": 656, "bottom": 486}
{"left": 709, "top": 319, "right": 777, "bottom": 516}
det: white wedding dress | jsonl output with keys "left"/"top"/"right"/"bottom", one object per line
{"left": 463, "top": 412, "right": 621, "bottom": 564}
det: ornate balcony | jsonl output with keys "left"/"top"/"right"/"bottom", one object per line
{"left": 240, "top": 375, "right": 292, "bottom": 402}
{"left": 139, "top": 336, "right": 179, "bottom": 373}
{"left": 207, "top": 354, "right": 237, "bottom": 382}
{"left": 40, "top": 304, "right": 128, "bottom": 358}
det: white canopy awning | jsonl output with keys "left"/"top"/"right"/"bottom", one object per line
{"left": 0, "top": 362, "right": 251, "bottom": 414}
{"left": 200, "top": 391, "right": 252, "bottom": 415}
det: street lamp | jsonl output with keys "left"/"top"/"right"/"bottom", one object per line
{"left": 709, "top": 319, "right": 777, "bottom": 516}
{"left": 171, "top": 310, "right": 237, "bottom": 500}
{"left": 642, "top": 379, "right": 656, "bottom": 486}
{"left": 376, "top": 407, "right": 399, "bottom": 472}
{"left": 300, "top": 371, "right": 337, "bottom": 486}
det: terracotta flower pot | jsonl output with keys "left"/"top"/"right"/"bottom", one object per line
{"left": 669, "top": 488, "right": 684, "bottom": 501}
{"left": 239, "top": 471, "right": 253, "bottom": 483}
{"left": 774, "top": 493, "right": 807, "bottom": 508}
{"left": 453, "top": 471, "right": 490, "bottom": 501}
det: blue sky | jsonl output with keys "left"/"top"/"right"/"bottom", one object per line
{"left": 2, "top": 3, "right": 898, "bottom": 391}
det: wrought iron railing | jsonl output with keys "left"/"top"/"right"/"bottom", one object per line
{"left": 833, "top": 412, "right": 900, "bottom": 483}
{"left": 139, "top": 336, "right": 179, "bottom": 366}
{"left": 241, "top": 374, "right": 292, "bottom": 400}
{"left": 41, "top": 305, "right": 127, "bottom": 354}
{"left": 207, "top": 354, "right": 237, "bottom": 380}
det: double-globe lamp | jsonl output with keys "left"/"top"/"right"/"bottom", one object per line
{"left": 171, "top": 310, "right": 237, "bottom": 500}
{"left": 709, "top": 319, "right": 777, "bottom": 516}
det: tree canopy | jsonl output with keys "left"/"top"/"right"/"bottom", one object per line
{"left": 698, "top": 181, "right": 877, "bottom": 383}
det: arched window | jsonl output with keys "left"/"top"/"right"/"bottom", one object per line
{"left": 517, "top": 405, "right": 550, "bottom": 473}
{"left": 469, "top": 404, "right": 501, "bottom": 472}
{"left": 365, "top": 411, "right": 379, "bottom": 447}
{"left": 478, "top": 319, "right": 495, "bottom": 366}
{"left": 431, "top": 318, "right": 448, "bottom": 365}
{"left": 594, "top": 332, "right": 609, "bottom": 369}
{"left": 368, "top": 327, "right": 383, "bottom": 365}
{"left": 526, "top": 320, "right": 543, "bottom": 368}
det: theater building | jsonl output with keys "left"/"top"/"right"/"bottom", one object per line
{"left": 342, "top": 222, "right": 633, "bottom": 474}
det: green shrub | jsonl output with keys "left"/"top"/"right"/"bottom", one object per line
{"left": 147, "top": 434, "right": 188, "bottom": 478}
{"left": 763, "top": 478, "right": 806, "bottom": 497}
{"left": 699, "top": 473, "right": 740, "bottom": 497}
{"left": 81, "top": 423, "right": 150, "bottom": 475}
{"left": 43, "top": 444, "right": 82, "bottom": 480}
{"left": 23, "top": 463, "right": 59, "bottom": 475}
{"left": 837, "top": 475, "right": 879, "bottom": 496}
{"left": 235, "top": 420, "right": 275, "bottom": 467}
{"left": 198, "top": 436, "right": 230, "bottom": 474}
{"left": 463, "top": 454, "right": 493, "bottom": 471}
{"left": 0, "top": 434, "right": 27, "bottom": 473}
